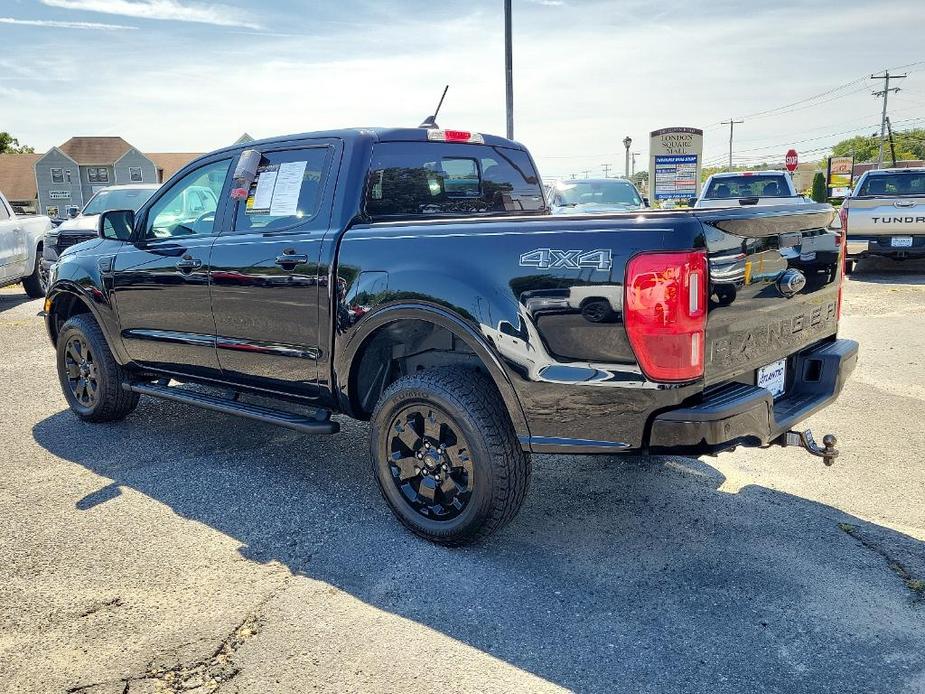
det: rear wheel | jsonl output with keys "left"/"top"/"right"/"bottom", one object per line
{"left": 370, "top": 367, "right": 531, "bottom": 545}
{"left": 57, "top": 314, "right": 139, "bottom": 422}
{"left": 844, "top": 259, "right": 855, "bottom": 275}
{"left": 21, "top": 250, "right": 46, "bottom": 298}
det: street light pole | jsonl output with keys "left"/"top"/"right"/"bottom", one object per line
{"left": 631, "top": 152, "right": 639, "bottom": 177}
{"left": 623, "top": 136, "right": 632, "bottom": 177}
{"left": 504, "top": 0, "right": 514, "bottom": 140}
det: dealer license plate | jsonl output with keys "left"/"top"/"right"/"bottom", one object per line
{"left": 891, "top": 236, "right": 913, "bottom": 247}
{"left": 757, "top": 359, "right": 787, "bottom": 398}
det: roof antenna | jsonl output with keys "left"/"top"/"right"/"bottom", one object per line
{"left": 419, "top": 85, "right": 449, "bottom": 129}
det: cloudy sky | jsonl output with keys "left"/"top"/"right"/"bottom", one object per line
{"left": 2, "top": 0, "right": 924, "bottom": 177}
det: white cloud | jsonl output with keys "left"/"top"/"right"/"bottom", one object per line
{"left": 40, "top": 0, "right": 262, "bottom": 30}
{"left": 0, "top": 16, "right": 136, "bottom": 30}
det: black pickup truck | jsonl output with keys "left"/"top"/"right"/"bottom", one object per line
{"left": 44, "top": 127, "right": 858, "bottom": 544}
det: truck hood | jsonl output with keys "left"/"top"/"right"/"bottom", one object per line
{"left": 54, "top": 214, "right": 100, "bottom": 233}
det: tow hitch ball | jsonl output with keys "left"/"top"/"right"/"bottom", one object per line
{"left": 779, "top": 430, "right": 839, "bottom": 466}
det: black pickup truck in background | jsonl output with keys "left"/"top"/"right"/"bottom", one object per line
{"left": 43, "top": 127, "right": 858, "bottom": 544}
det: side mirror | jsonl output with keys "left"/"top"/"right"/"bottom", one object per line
{"left": 687, "top": 197, "right": 698, "bottom": 208}
{"left": 642, "top": 197, "right": 650, "bottom": 207}
{"left": 99, "top": 209, "right": 135, "bottom": 241}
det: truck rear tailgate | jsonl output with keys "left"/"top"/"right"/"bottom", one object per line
{"left": 696, "top": 205, "right": 842, "bottom": 386}
{"left": 845, "top": 196, "right": 925, "bottom": 236}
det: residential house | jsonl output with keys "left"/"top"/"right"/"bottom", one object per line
{"left": 34, "top": 137, "right": 161, "bottom": 218}
{"left": 0, "top": 153, "right": 42, "bottom": 212}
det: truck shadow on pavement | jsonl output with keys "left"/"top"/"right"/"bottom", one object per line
{"left": 849, "top": 256, "right": 925, "bottom": 284}
{"left": 32, "top": 404, "right": 925, "bottom": 693}
{"left": 0, "top": 291, "right": 36, "bottom": 313}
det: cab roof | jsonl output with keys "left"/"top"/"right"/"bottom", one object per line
{"left": 709, "top": 170, "right": 789, "bottom": 178}
{"left": 212, "top": 128, "right": 524, "bottom": 156}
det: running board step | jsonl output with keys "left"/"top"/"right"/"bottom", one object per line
{"left": 124, "top": 382, "right": 339, "bottom": 434}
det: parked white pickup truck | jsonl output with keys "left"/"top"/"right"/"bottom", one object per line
{"left": 840, "top": 167, "right": 925, "bottom": 270}
{"left": 693, "top": 171, "right": 809, "bottom": 209}
{"left": 0, "top": 191, "right": 52, "bottom": 297}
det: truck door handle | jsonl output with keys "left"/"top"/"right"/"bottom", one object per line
{"left": 894, "top": 201, "right": 916, "bottom": 208}
{"left": 175, "top": 256, "right": 202, "bottom": 272}
{"left": 275, "top": 252, "right": 308, "bottom": 267}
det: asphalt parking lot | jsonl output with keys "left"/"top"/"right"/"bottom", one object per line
{"left": 1, "top": 257, "right": 924, "bottom": 694}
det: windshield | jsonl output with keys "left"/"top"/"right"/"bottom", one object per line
{"left": 704, "top": 175, "right": 793, "bottom": 199}
{"left": 82, "top": 187, "right": 158, "bottom": 215}
{"left": 857, "top": 172, "right": 925, "bottom": 197}
{"left": 556, "top": 180, "right": 642, "bottom": 207}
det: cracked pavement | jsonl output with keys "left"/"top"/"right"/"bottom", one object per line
{"left": 1, "top": 256, "right": 924, "bottom": 693}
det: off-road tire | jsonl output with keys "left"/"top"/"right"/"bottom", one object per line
{"left": 21, "top": 251, "right": 46, "bottom": 298}
{"left": 370, "top": 366, "right": 531, "bottom": 545}
{"left": 57, "top": 314, "right": 140, "bottom": 422}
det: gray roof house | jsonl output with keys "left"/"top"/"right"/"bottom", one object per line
{"left": 34, "top": 137, "right": 159, "bottom": 218}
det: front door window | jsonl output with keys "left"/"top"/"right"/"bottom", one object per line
{"left": 145, "top": 159, "right": 230, "bottom": 239}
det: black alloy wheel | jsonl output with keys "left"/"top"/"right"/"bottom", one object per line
{"left": 56, "top": 314, "right": 139, "bottom": 422}
{"left": 388, "top": 405, "right": 474, "bottom": 521}
{"left": 63, "top": 334, "right": 99, "bottom": 408}
{"left": 370, "top": 367, "right": 532, "bottom": 545}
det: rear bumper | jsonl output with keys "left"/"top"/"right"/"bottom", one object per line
{"left": 847, "top": 235, "right": 925, "bottom": 258}
{"left": 648, "top": 338, "right": 858, "bottom": 452}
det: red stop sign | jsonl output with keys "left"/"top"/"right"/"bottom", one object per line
{"left": 785, "top": 149, "right": 799, "bottom": 172}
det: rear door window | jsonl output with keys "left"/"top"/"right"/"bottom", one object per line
{"left": 705, "top": 175, "right": 792, "bottom": 199}
{"left": 857, "top": 172, "right": 925, "bottom": 196}
{"left": 365, "top": 142, "right": 545, "bottom": 218}
{"left": 233, "top": 146, "right": 331, "bottom": 232}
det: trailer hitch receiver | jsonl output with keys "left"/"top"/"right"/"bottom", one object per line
{"left": 779, "top": 430, "right": 839, "bottom": 466}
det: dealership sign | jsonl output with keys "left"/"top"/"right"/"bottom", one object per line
{"left": 48, "top": 191, "right": 71, "bottom": 199}
{"left": 648, "top": 127, "right": 703, "bottom": 201}
{"left": 827, "top": 156, "right": 854, "bottom": 197}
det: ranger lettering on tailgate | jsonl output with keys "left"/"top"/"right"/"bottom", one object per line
{"left": 711, "top": 301, "right": 838, "bottom": 369}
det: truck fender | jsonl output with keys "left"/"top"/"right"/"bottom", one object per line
{"left": 45, "top": 282, "right": 130, "bottom": 365}
{"left": 335, "top": 301, "right": 531, "bottom": 440}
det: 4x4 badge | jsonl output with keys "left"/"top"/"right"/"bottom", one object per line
{"left": 519, "top": 248, "right": 612, "bottom": 271}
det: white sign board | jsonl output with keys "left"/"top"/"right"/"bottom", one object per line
{"left": 648, "top": 127, "right": 703, "bottom": 201}
{"left": 49, "top": 191, "right": 71, "bottom": 199}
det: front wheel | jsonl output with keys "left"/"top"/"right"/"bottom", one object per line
{"left": 370, "top": 367, "right": 531, "bottom": 545}
{"left": 21, "top": 252, "right": 47, "bottom": 298}
{"left": 57, "top": 314, "right": 140, "bottom": 422}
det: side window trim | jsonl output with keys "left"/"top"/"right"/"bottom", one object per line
{"left": 133, "top": 157, "right": 233, "bottom": 243}
{"left": 223, "top": 143, "right": 335, "bottom": 236}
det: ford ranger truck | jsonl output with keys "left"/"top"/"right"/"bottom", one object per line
{"left": 42, "top": 127, "right": 858, "bottom": 545}
{"left": 840, "top": 167, "right": 925, "bottom": 271}
{"left": 0, "top": 190, "right": 52, "bottom": 297}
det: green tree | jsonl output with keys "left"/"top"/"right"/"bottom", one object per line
{"left": 810, "top": 172, "right": 827, "bottom": 202}
{"left": 0, "top": 131, "right": 34, "bottom": 154}
{"left": 831, "top": 129, "right": 925, "bottom": 163}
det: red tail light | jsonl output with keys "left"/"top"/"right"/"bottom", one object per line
{"left": 624, "top": 250, "right": 708, "bottom": 382}
{"left": 836, "top": 225, "right": 847, "bottom": 322}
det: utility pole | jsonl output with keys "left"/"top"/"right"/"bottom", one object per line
{"left": 623, "top": 136, "right": 632, "bottom": 177}
{"left": 720, "top": 119, "right": 744, "bottom": 169}
{"left": 631, "top": 152, "right": 639, "bottom": 177}
{"left": 581, "top": 169, "right": 591, "bottom": 179}
{"left": 601, "top": 163, "right": 611, "bottom": 178}
{"left": 872, "top": 71, "right": 905, "bottom": 168}
{"left": 504, "top": 0, "right": 514, "bottom": 140}
{"left": 886, "top": 116, "right": 898, "bottom": 167}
